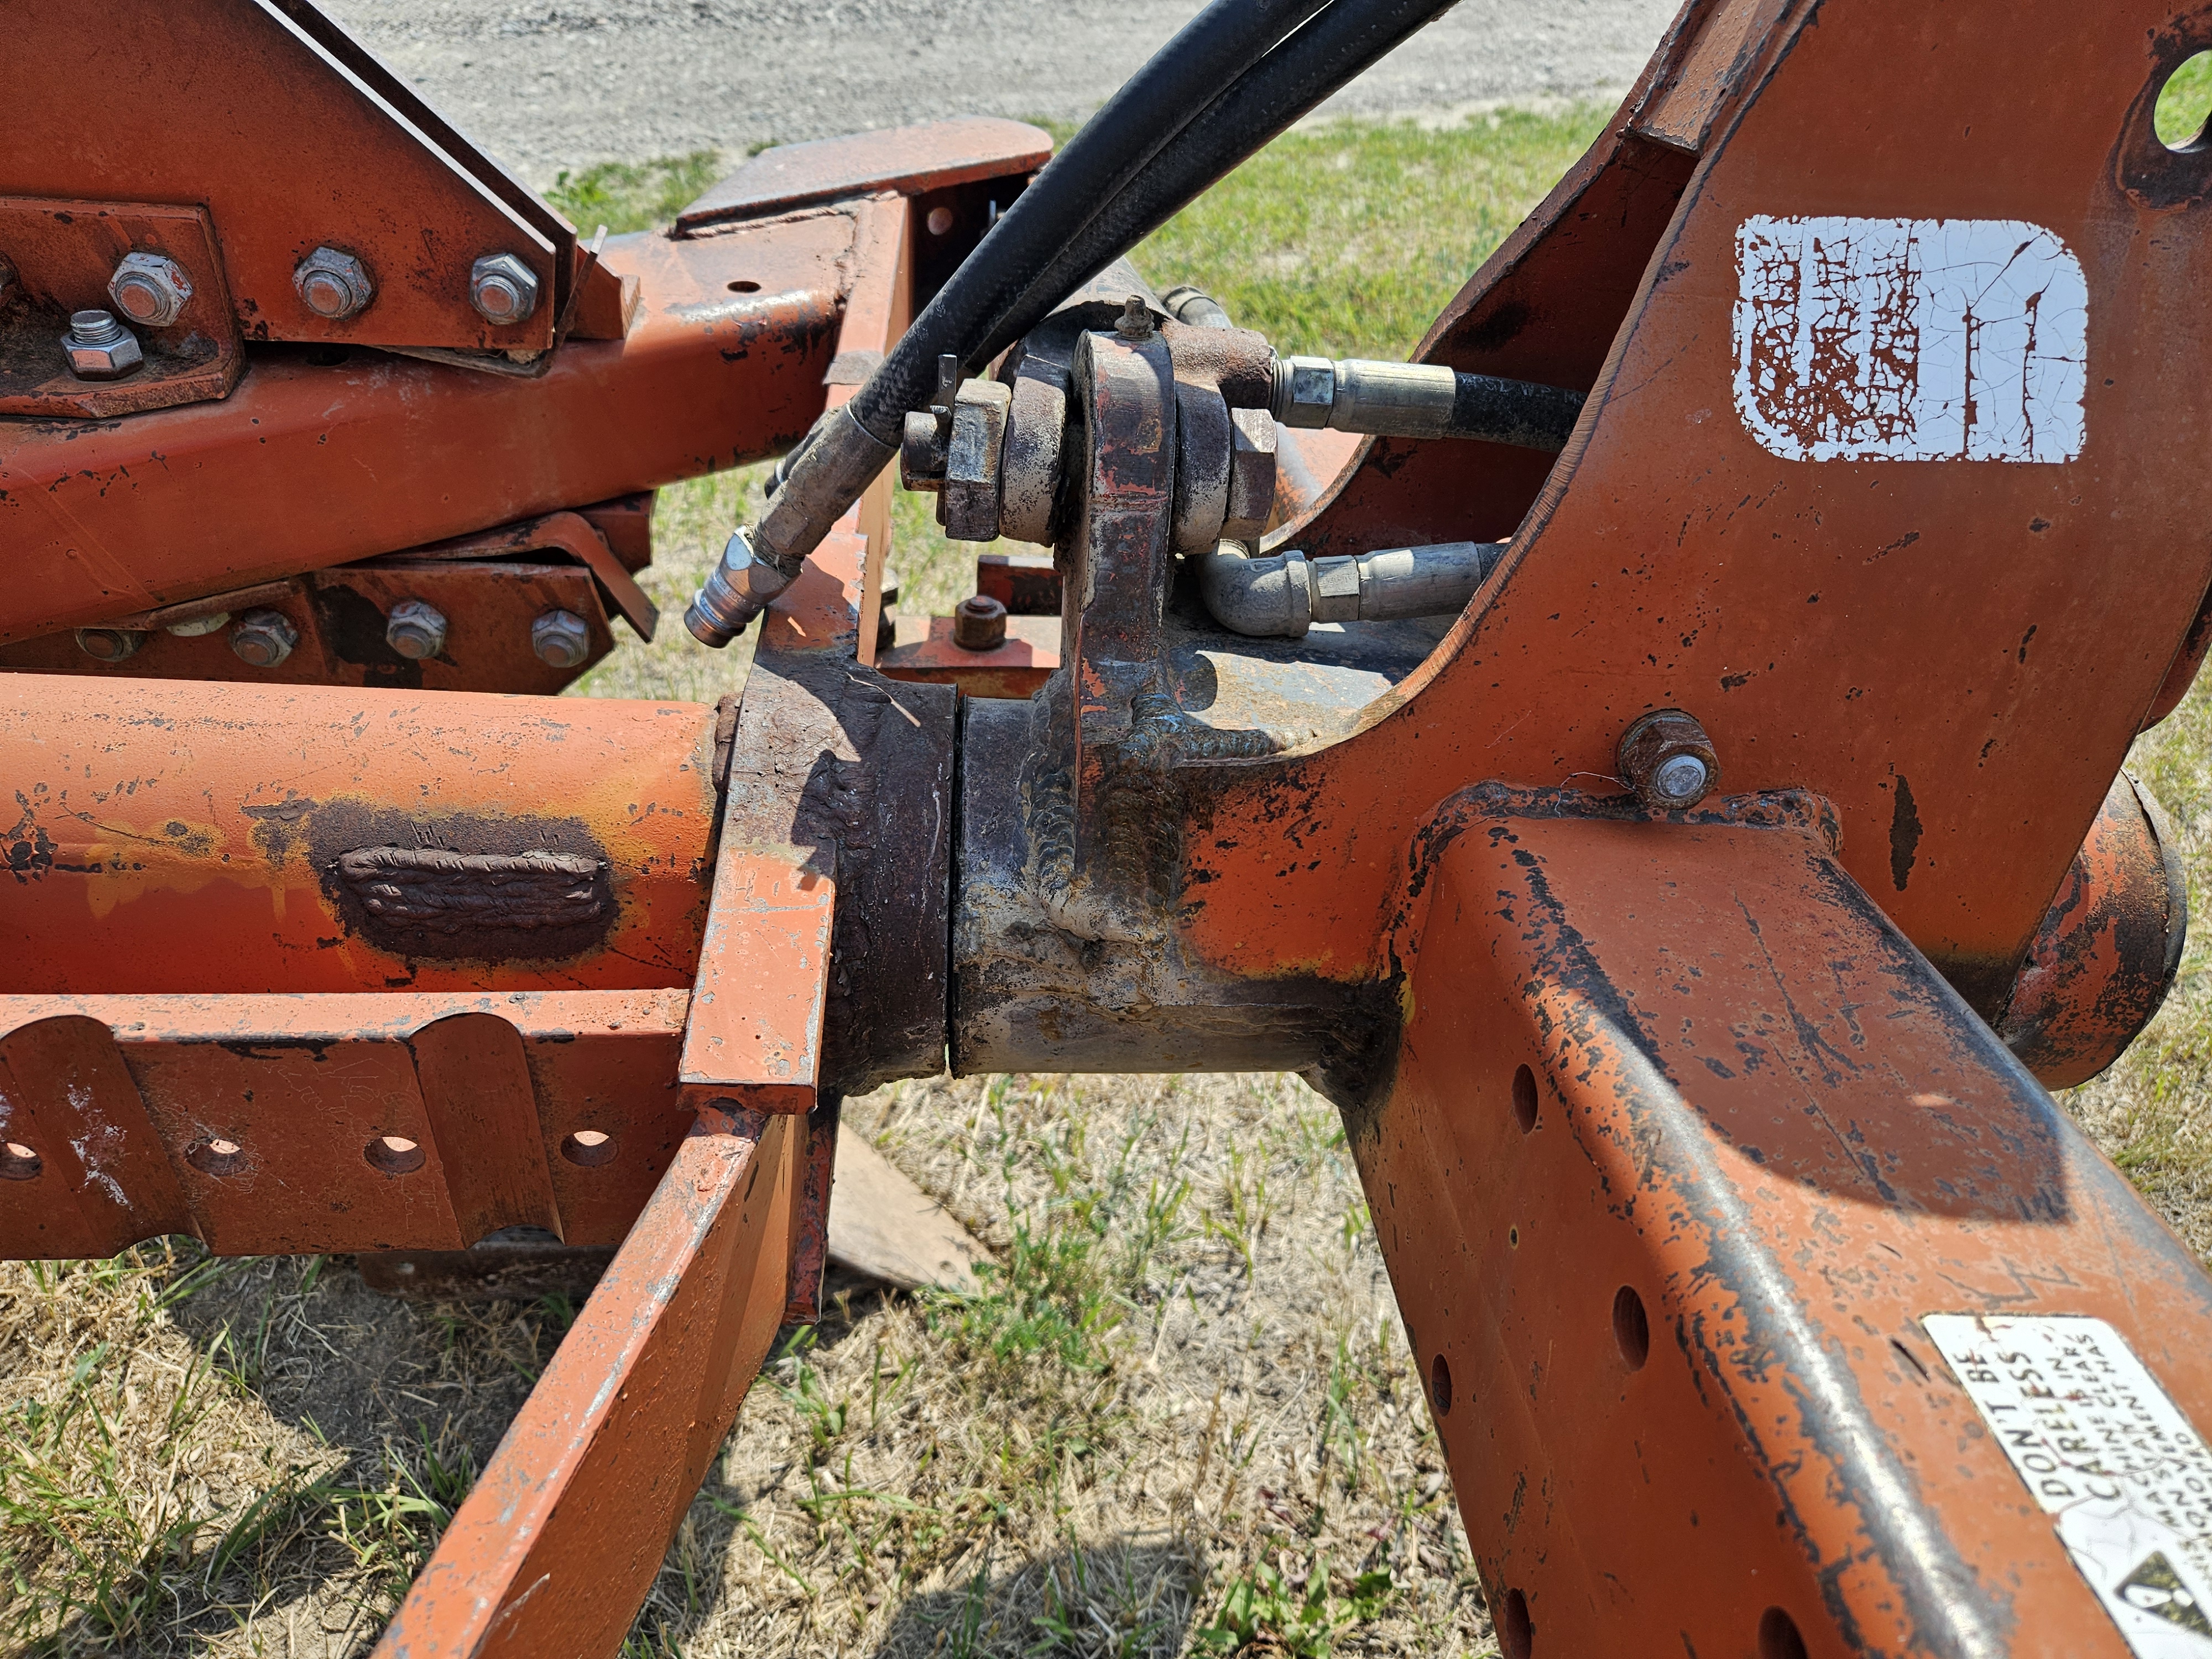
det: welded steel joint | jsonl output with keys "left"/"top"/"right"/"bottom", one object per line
{"left": 1618, "top": 709, "right": 1719, "bottom": 812}
{"left": 108, "top": 253, "right": 192, "bottom": 328}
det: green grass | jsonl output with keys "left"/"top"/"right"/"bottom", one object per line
{"left": 2157, "top": 50, "right": 2212, "bottom": 148}
{"left": 547, "top": 151, "right": 725, "bottom": 235}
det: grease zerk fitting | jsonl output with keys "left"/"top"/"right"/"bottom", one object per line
{"left": 685, "top": 404, "right": 898, "bottom": 648}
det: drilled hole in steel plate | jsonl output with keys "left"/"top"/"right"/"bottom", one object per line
{"left": 1759, "top": 1607, "right": 1808, "bottom": 1659}
{"left": 1511, "top": 1064, "right": 1538, "bottom": 1134}
{"left": 366, "top": 1135, "right": 425, "bottom": 1176}
{"left": 1499, "top": 1588, "right": 1533, "bottom": 1659}
{"left": 1507, "top": 1225, "right": 1520, "bottom": 1248}
{"left": 562, "top": 1129, "right": 617, "bottom": 1168}
{"left": 1429, "top": 1353, "right": 1452, "bottom": 1416}
{"left": 2156, "top": 50, "right": 2212, "bottom": 149}
{"left": 1613, "top": 1284, "right": 1651, "bottom": 1371}
{"left": 187, "top": 1138, "right": 246, "bottom": 1177}
{"left": 1, "top": 1141, "right": 41, "bottom": 1181}
{"left": 726, "top": 279, "right": 761, "bottom": 294}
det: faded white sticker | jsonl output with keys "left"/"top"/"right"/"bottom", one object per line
{"left": 1734, "top": 216, "right": 2086, "bottom": 463}
{"left": 1924, "top": 1314, "right": 2212, "bottom": 1656}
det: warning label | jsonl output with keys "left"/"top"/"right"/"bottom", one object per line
{"left": 1924, "top": 1314, "right": 2212, "bottom": 1657}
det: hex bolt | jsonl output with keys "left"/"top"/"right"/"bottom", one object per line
{"left": 294, "top": 246, "right": 374, "bottom": 321}
{"left": 74, "top": 627, "right": 145, "bottom": 663}
{"left": 385, "top": 598, "right": 448, "bottom": 660}
{"left": 1616, "top": 709, "right": 1720, "bottom": 813}
{"left": 230, "top": 609, "right": 299, "bottom": 669}
{"left": 61, "top": 310, "right": 144, "bottom": 380}
{"left": 469, "top": 253, "right": 541, "bottom": 324}
{"left": 532, "top": 608, "right": 591, "bottom": 667}
{"left": 953, "top": 594, "right": 1009, "bottom": 651}
{"left": 108, "top": 253, "right": 192, "bottom": 328}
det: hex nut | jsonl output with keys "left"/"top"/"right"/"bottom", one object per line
{"left": 1222, "top": 408, "right": 1279, "bottom": 545}
{"left": 108, "top": 253, "right": 192, "bottom": 328}
{"left": 294, "top": 247, "right": 374, "bottom": 321}
{"left": 953, "top": 594, "right": 1009, "bottom": 651}
{"left": 75, "top": 627, "right": 145, "bottom": 663}
{"left": 1617, "top": 708, "right": 1720, "bottom": 813}
{"left": 385, "top": 598, "right": 448, "bottom": 660}
{"left": 469, "top": 253, "right": 541, "bottom": 325}
{"left": 62, "top": 310, "right": 143, "bottom": 380}
{"left": 1273, "top": 354, "right": 1337, "bottom": 429}
{"left": 532, "top": 608, "right": 591, "bottom": 668}
{"left": 230, "top": 609, "right": 299, "bottom": 669}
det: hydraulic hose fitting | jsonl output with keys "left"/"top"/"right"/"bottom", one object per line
{"left": 685, "top": 526, "right": 797, "bottom": 647}
{"left": 1269, "top": 354, "right": 1586, "bottom": 451}
{"left": 685, "top": 405, "right": 898, "bottom": 648}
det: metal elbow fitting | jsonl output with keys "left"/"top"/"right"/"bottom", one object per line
{"left": 1196, "top": 540, "right": 1505, "bottom": 639}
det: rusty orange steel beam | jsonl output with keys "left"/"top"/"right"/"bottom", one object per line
{"left": 1364, "top": 791, "right": 2212, "bottom": 1658}
{"left": 373, "top": 1104, "right": 801, "bottom": 1658}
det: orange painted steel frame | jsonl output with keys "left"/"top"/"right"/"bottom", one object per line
{"left": 0, "top": 56, "right": 1007, "bottom": 1645}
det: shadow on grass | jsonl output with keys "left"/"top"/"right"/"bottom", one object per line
{"left": 870, "top": 1537, "right": 1202, "bottom": 1659}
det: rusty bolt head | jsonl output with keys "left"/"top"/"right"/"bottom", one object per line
{"left": 1618, "top": 709, "right": 1720, "bottom": 813}
{"left": 61, "top": 310, "right": 143, "bottom": 380}
{"left": 531, "top": 608, "right": 591, "bottom": 668}
{"left": 1115, "top": 295, "right": 1154, "bottom": 340}
{"left": 385, "top": 598, "right": 448, "bottom": 660}
{"left": 230, "top": 609, "right": 299, "bottom": 669}
{"left": 74, "top": 627, "right": 145, "bottom": 663}
{"left": 295, "top": 247, "right": 374, "bottom": 321}
{"left": 109, "top": 253, "right": 193, "bottom": 328}
{"left": 953, "top": 594, "right": 1009, "bottom": 652}
{"left": 469, "top": 253, "right": 541, "bottom": 325}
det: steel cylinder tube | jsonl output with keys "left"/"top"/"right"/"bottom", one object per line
{"left": 0, "top": 675, "right": 720, "bottom": 995}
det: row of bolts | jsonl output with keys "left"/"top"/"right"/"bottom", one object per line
{"left": 76, "top": 601, "right": 593, "bottom": 671}
{"left": 11, "top": 246, "right": 542, "bottom": 382}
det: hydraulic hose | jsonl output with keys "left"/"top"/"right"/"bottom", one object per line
{"left": 848, "top": 0, "right": 1334, "bottom": 446}
{"left": 970, "top": 0, "right": 1465, "bottom": 367}
{"left": 687, "top": 0, "right": 1343, "bottom": 647}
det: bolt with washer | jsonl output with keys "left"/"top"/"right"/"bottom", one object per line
{"left": 1616, "top": 708, "right": 1720, "bottom": 813}
{"left": 385, "top": 598, "right": 448, "bottom": 660}
{"left": 61, "top": 310, "right": 143, "bottom": 380}
{"left": 469, "top": 253, "right": 541, "bottom": 325}
{"left": 294, "top": 247, "right": 374, "bottom": 320}
{"left": 953, "top": 594, "right": 1009, "bottom": 651}
{"left": 75, "top": 627, "right": 145, "bottom": 663}
{"left": 532, "top": 608, "right": 591, "bottom": 667}
{"left": 108, "top": 253, "right": 193, "bottom": 328}
{"left": 231, "top": 609, "right": 299, "bottom": 669}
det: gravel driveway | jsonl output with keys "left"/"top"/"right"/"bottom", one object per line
{"left": 320, "top": 0, "right": 1681, "bottom": 185}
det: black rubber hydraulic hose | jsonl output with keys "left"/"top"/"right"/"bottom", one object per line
{"left": 971, "top": 0, "right": 1465, "bottom": 367}
{"left": 846, "top": 0, "right": 1335, "bottom": 446}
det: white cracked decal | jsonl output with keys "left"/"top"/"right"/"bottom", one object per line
{"left": 1734, "top": 216, "right": 2086, "bottom": 463}
{"left": 1924, "top": 1314, "right": 2212, "bottom": 1656}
